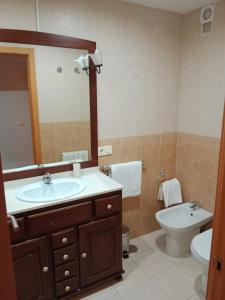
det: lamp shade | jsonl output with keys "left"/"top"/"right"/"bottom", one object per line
{"left": 74, "top": 54, "right": 89, "bottom": 69}
{"left": 89, "top": 49, "right": 103, "bottom": 66}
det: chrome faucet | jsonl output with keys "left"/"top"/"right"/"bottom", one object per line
{"left": 43, "top": 172, "right": 52, "bottom": 185}
{"left": 190, "top": 201, "right": 201, "bottom": 211}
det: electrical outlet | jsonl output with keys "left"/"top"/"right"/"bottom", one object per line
{"left": 98, "top": 145, "right": 112, "bottom": 157}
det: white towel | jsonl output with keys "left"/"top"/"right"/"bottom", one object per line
{"left": 158, "top": 183, "right": 164, "bottom": 201}
{"left": 111, "top": 161, "right": 142, "bottom": 198}
{"left": 159, "top": 178, "right": 182, "bottom": 207}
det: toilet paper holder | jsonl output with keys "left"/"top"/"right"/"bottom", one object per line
{"left": 157, "top": 170, "right": 167, "bottom": 182}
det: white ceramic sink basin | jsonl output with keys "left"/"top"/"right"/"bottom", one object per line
{"left": 16, "top": 178, "right": 86, "bottom": 203}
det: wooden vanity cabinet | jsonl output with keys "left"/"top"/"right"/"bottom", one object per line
{"left": 9, "top": 191, "right": 122, "bottom": 300}
{"left": 79, "top": 215, "right": 122, "bottom": 287}
{"left": 12, "top": 237, "right": 52, "bottom": 300}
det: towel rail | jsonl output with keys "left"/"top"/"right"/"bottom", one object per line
{"left": 100, "top": 161, "right": 145, "bottom": 176}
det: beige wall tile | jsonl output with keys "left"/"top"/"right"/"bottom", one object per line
{"left": 98, "top": 138, "right": 122, "bottom": 166}
{"left": 139, "top": 206, "right": 160, "bottom": 236}
{"left": 40, "top": 121, "right": 91, "bottom": 163}
{"left": 121, "top": 137, "right": 142, "bottom": 162}
{"left": 160, "top": 133, "right": 177, "bottom": 170}
{"left": 100, "top": 133, "right": 177, "bottom": 237}
{"left": 176, "top": 133, "right": 220, "bottom": 213}
{"left": 141, "top": 134, "right": 160, "bottom": 169}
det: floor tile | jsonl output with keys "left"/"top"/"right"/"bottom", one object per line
{"left": 79, "top": 286, "right": 118, "bottom": 300}
{"left": 187, "top": 292, "right": 205, "bottom": 300}
{"left": 166, "top": 252, "right": 192, "bottom": 265}
{"left": 140, "top": 229, "right": 166, "bottom": 249}
{"left": 119, "top": 278, "right": 172, "bottom": 300}
{"left": 152, "top": 267, "right": 197, "bottom": 300}
{"left": 76, "top": 282, "right": 119, "bottom": 300}
{"left": 130, "top": 236, "right": 154, "bottom": 255}
{"left": 107, "top": 295, "right": 124, "bottom": 300}
{"left": 178, "top": 256, "right": 204, "bottom": 292}
{"left": 132, "top": 249, "right": 176, "bottom": 278}
{"left": 114, "top": 258, "right": 149, "bottom": 293}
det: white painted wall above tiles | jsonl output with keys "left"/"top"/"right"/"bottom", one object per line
{"left": 0, "top": 0, "right": 182, "bottom": 140}
{"left": 1, "top": 0, "right": 224, "bottom": 140}
{"left": 35, "top": 46, "right": 90, "bottom": 123}
{"left": 37, "top": 0, "right": 183, "bottom": 139}
{"left": 0, "top": 0, "right": 37, "bottom": 30}
{"left": 177, "top": 0, "right": 225, "bottom": 138}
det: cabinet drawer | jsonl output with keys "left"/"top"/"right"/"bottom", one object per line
{"left": 9, "top": 218, "right": 26, "bottom": 243}
{"left": 54, "top": 261, "right": 76, "bottom": 282}
{"left": 28, "top": 202, "right": 93, "bottom": 236}
{"left": 94, "top": 195, "right": 121, "bottom": 218}
{"left": 55, "top": 276, "right": 78, "bottom": 298}
{"left": 52, "top": 228, "right": 75, "bottom": 249}
{"left": 53, "top": 245, "right": 76, "bottom": 266}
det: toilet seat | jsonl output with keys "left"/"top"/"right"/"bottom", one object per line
{"left": 191, "top": 229, "right": 212, "bottom": 265}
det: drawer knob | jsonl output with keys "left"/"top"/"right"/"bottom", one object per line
{"left": 64, "top": 270, "right": 70, "bottom": 277}
{"left": 62, "top": 237, "right": 68, "bottom": 244}
{"left": 65, "top": 286, "right": 71, "bottom": 292}
{"left": 42, "top": 266, "right": 49, "bottom": 273}
{"left": 107, "top": 204, "right": 112, "bottom": 210}
{"left": 82, "top": 252, "right": 87, "bottom": 258}
{"left": 63, "top": 254, "right": 69, "bottom": 260}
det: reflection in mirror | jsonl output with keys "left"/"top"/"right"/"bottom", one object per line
{"left": 0, "top": 44, "right": 91, "bottom": 171}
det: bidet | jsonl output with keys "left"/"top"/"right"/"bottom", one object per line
{"left": 155, "top": 203, "right": 213, "bottom": 256}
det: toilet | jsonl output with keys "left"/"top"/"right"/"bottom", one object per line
{"left": 155, "top": 203, "right": 213, "bottom": 257}
{"left": 191, "top": 229, "right": 212, "bottom": 296}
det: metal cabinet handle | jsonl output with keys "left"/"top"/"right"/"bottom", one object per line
{"left": 107, "top": 204, "right": 112, "bottom": 210}
{"left": 82, "top": 252, "right": 87, "bottom": 258}
{"left": 62, "top": 237, "right": 68, "bottom": 244}
{"left": 64, "top": 270, "right": 70, "bottom": 277}
{"left": 43, "top": 266, "right": 49, "bottom": 273}
{"left": 7, "top": 214, "right": 19, "bottom": 232}
{"left": 65, "top": 286, "right": 71, "bottom": 292}
{"left": 63, "top": 254, "right": 69, "bottom": 260}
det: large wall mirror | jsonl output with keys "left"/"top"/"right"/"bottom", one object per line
{"left": 0, "top": 29, "right": 98, "bottom": 181}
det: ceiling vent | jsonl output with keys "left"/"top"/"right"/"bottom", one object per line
{"left": 200, "top": 4, "right": 215, "bottom": 36}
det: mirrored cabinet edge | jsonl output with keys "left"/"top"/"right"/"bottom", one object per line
{"left": 0, "top": 29, "right": 98, "bottom": 181}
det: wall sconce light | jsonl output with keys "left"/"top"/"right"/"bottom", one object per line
{"left": 74, "top": 49, "right": 103, "bottom": 75}
{"left": 74, "top": 55, "right": 89, "bottom": 75}
{"left": 89, "top": 49, "right": 103, "bottom": 74}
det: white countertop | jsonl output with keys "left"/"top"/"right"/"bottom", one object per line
{"left": 5, "top": 167, "right": 123, "bottom": 215}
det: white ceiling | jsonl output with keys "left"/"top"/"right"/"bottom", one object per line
{"left": 122, "top": 0, "right": 219, "bottom": 14}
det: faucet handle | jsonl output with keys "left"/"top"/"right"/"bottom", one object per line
{"left": 190, "top": 201, "right": 201, "bottom": 210}
{"left": 43, "top": 172, "right": 52, "bottom": 184}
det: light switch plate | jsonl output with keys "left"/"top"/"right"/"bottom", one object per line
{"left": 98, "top": 145, "right": 112, "bottom": 157}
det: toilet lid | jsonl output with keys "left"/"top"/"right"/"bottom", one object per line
{"left": 191, "top": 229, "right": 212, "bottom": 264}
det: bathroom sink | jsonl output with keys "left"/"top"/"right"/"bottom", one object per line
{"left": 16, "top": 178, "right": 86, "bottom": 203}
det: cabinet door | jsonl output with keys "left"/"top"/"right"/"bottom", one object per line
{"left": 79, "top": 215, "right": 122, "bottom": 287}
{"left": 12, "top": 237, "right": 52, "bottom": 300}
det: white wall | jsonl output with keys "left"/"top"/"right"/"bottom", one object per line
{"left": 0, "top": 0, "right": 183, "bottom": 140}
{"left": 0, "top": 91, "right": 34, "bottom": 169}
{"left": 177, "top": 0, "right": 225, "bottom": 138}
{"left": 35, "top": 46, "right": 90, "bottom": 123}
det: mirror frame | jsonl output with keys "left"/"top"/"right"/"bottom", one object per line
{"left": 0, "top": 29, "right": 98, "bottom": 181}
